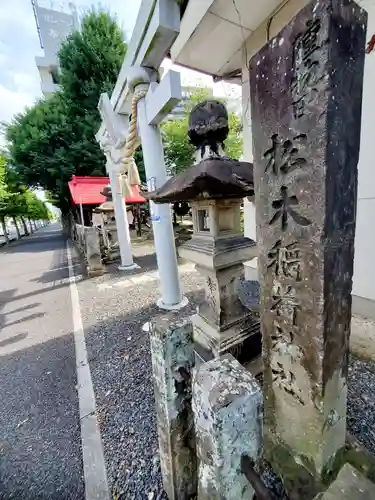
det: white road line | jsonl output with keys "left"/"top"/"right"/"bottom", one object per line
{"left": 66, "top": 242, "right": 110, "bottom": 500}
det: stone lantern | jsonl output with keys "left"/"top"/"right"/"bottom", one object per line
{"left": 148, "top": 100, "right": 260, "bottom": 365}
{"left": 95, "top": 184, "right": 120, "bottom": 261}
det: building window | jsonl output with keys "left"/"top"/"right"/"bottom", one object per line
{"left": 51, "top": 69, "right": 60, "bottom": 84}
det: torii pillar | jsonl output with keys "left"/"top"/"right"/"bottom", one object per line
{"left": 127, "top": 67, "right": 187, "bottom": 310}
{"left": 97, "top": 94, "right": 138, "bottom": 271}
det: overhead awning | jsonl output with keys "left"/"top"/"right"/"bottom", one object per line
{"left": 170, "top": 0, "right": 287, "bottom": 79}
{"left": 68, "top": 175, "right": 146, "bottom": 205}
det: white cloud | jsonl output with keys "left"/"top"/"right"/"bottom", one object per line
{"left": 0, "top": 84, "right": 37, "bottom": 126}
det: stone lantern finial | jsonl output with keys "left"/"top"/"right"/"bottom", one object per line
{"left": 188, "top": 99, "right": 229, "bottom": 160}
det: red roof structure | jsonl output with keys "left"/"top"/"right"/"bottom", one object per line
{"left": 68, "top": 175, "right": 146, "bottom": 205}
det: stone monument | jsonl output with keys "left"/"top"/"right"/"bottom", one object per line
{"left": 249, "top": 0, "right": 367, "bottom": 497}
{"left": 95, "top": 185, "right": 121, "bottom": 262}
{"left": 85, "top": 226, "right": 104, "bottom": 277}
{"left": 148, "top": 100, "right": 260, "bottom": 365}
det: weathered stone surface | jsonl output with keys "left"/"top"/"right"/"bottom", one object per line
{"left": 192, "top": 354, "right": 262, "bottom": 500}
{"left": 146, "top": 157, "right": 254, "bottom": 203}
{"left": 178, "top": 197, "right": 260, "bottom": 364}
{"left": 191, "top": 262, "right": 261, "bottom": 363}
{"left": 249, "top": 0, "right": 367, "bottom": 497}
{"left": 149, "top": 313, "right": 197, "bottom": 500}
{"left": 85, "top": 226, "right": 103, "bottom": 276}
{"left": 238, "top": 279, "right": 260, "bottom": 313}
{"left": 317, "top": 463, "right": 375, "bottom": 499}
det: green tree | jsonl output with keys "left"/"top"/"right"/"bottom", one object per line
{"left": 5, "top": 162, "right": 32, "bottom": 235}
{"left": 6, "top": 10, "right": 127, "bottom": 214}
{"left": 161, "top": 89, "right": 243, "bottom": 176}
{"left": 0, "top": 154, "right": 29, "bottom": 240}
{"left": 0, "top": 153, "right": 50, "bottom": 241}
{"left": 224, "top": 111, "right": 243, "bottom": 160}
{"left": 26, "top": 192, "right": 49, "bottom": 222}
{"left": 162, "top": 118, "right": 195, "bottom": 176}
{"left": 0, "top": 154, "right": 11, "bottom": 241}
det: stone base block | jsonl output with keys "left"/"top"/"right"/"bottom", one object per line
{"left": 317, "top": 464, "right": 375, "bottom": 499}
{"left": 192, "top": 313, "right": 261, "bottom": 365}
{"left": 193, "top": 354, "right": 263, "bottom": 500}
{"left": 87, "top": 267, "right": 104, "bottom": 278}
{"left": 104, "top": 250, "right": 121, "bottom": 262}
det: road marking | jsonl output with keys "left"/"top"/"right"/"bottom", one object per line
{"left": 66, "top": 242, "right": 110, "bottom": 500}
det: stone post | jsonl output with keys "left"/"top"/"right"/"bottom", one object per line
{"left": 316, "top": 463, "right": 375, "bottom": 499}
{"left": 249, "top": 0, "right": 367, "bottom": 497}
{"left": 192, "top": 354, "right": 262, "bottom": 500}
{"left": 85, "top": 226, "right": 104, "bottom": 277}
{"left": 149, "top": 313, "right": 197, "bottom": 500}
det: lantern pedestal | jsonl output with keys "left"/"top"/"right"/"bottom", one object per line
{"left": 179, "top": 199, "right": 259, "bottom": 364}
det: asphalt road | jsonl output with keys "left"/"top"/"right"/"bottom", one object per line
{"left": 0, "top": 224, "right": 84, "bottom": 499}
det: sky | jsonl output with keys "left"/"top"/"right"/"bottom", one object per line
{"left": 0, "top": 0, "right": 240, "bottom": 144}
{"left": 0, "top": 0, "right": 142, "bottom": 131}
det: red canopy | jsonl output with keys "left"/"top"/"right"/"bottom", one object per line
{"left": 68, "top": 175, "right": 146, "bottom": 205}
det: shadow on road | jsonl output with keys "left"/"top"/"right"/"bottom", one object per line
{"left": 0, "top": 228, "right": 64, "bottom": 255}
{"left": 0, "top": 332, "right": 84, "bottom": 500}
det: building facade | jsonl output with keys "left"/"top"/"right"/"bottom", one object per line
{"left": 32, "top": 1, "right": 78, "bottom": 98}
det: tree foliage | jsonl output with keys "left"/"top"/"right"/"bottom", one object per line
{"left": 6, "top": 10, "right": 127, "bottom": 214}
{"left": 0, "top": 153, "right": 50, "bottom": 242}
{"left": 161, "top": 89, "right": 243, "bottom": 176}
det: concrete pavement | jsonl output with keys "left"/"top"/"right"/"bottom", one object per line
{"left": 0, "top": 224, "right": 85, "bottom": 499}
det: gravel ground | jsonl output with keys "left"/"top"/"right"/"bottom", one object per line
{"left": 76, "top": 244, "right": 375, "bottom": 499}
{"left": 347, "top": 355, "right": 375, "bottom": 456}
{"left": 77, "top": 247, "right": 204, "bottom": 499}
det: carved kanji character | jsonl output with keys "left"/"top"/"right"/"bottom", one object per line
{"left": 269, "top": 186, "right": 311, "bottom": 231}
{"left": 271, "top": 283, "right": 299, "bottom": 325}
{"left": 264, "top": 134, "right": 307, "bottom": 176}
{"left": 268, "top": 240, "right": 302, "bottom": 281}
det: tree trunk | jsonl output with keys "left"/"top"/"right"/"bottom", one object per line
{"left": 12, "top": 217, "right": 21, "bottom": 239}
{"left": 28, "top": 218, "right": 34, "bottom": 233}
{"left": 1, "top": 217, "right": 9, "bottom": 244}
{"left": 21, "top": 216, "right": 29, "bottom": 235}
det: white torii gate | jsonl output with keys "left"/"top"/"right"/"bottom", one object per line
{"left": 96, "top": 0, "right": 188, "bottom": 309}
{"left": 96, "top": 94, "right": 138, "bottom": 271}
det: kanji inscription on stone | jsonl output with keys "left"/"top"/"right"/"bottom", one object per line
{"left": 264, "top": 133, "right": 307, "bottom": 175}
{"left": 269, "top": 186, "right": 311, "bottom": 230}
{"left": 291, "top": 18, "right": 324, "bottom": 118}
{"left": 267, "top": 240, "right": 302, "bottom": 281}
{"left": 250, "top": 0, "right": 367, "bottom": 496}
